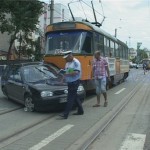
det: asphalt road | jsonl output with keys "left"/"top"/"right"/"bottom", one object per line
{"left": 0, "top": 68, "right": 149, "bottom": 150}
{"left": 88, "top": 68, "right": 150, "bottom": 150}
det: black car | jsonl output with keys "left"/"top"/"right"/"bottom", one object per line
{"left": 1, "top": 61, "right": 85, "bottom": 111}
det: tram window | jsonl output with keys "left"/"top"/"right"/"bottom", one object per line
{"left": 82, "top": 36, "right": 92, "bottom": 54}
{"left": 95, "top": 33, "right": 104, "bottom": 55}
{"left": 46, "top": 31, "right": 90, "bottom": 54}
{"left": 115, "top": 43, "right": 119, "bottom": 58}
{"left": 104, "top": 37, "right": 109, "bottom": 57}
{"left": 122, "top": 47, "right": 126, "bottom": 59}
{"left": 125, "top": 47, "right": 128, "bottom": 59}
{"left": 110, "top": 41, "right": 115, "bottom": 57}
{"left": 119, "top": 45, "right": 123, "bottom": 58}
{"left": 119, "top": 45, "right": 122, "bottom": 58}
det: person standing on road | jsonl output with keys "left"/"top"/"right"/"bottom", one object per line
{"left": 92, "top": 51, "right": 110, "bottom": 107}
{"left": 59, "top": 51, "right": 84, "bottom": 119}
{"left": 143, "top": 62, "right": 147, "bottom": 75}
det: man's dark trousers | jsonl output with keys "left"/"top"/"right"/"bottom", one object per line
{"left": 63, "top": 80, "right": 84, "bottom": 118}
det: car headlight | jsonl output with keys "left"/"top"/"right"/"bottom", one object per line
{"left": 77, "top": 85, "right": 84, "bottom": 92}
{"left": 64, "top": 89, "right": 68, "bottom": 94}
{"left": 41, "top": 91, "right": 53, "bottom": 97}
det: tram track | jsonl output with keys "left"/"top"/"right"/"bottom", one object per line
{"left": 0, "top": 93, "right": 98, "bottom": 149}
{"left": 67, "top": 78, "right": 146, "bottom": 150}
{"left": 0, "top": 93, "right": 97, "bottom": 148}
{"left": 0, "top": 82, "right": 123, "bottom": 149}
{"left": 0, "top": 113, "right": 56, "bottom": 149}
{"left": 0, "top": 107, "right": 22, "bottom": 116}
{"left": 83, "top": 78, "right": 147, "bottom": 150}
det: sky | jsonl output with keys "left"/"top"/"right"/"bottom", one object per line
{"left": 41, "top": 0, "right": 150, "bottom": 50}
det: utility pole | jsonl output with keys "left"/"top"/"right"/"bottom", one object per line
{"left": 115, "top": 28, "right": 117, "bottom": 37}
{"left": 137, "top": 42, "right": 142, "bottom": 62}
{"left": 128, "top": 36, "right": 131, "bottom": 60}
{"left": 114, "top": 27, "right": 121, "bottom": 37}
{"left": 50, "top": 0, "right": 54, "bottom": 24}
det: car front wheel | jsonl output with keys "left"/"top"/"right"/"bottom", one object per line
{"left": 24, "top": 95, "right": 35, "bottom": 112}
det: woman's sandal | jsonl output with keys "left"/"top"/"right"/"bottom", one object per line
{"left": 93, "top": 104, "right": 100, "bottom": 107}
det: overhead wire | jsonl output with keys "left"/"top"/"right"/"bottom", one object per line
{"left": 79, "top": 0, "right": 88, "bottom": 20}
{"left": 99, "top": 0, "right": 104, "bottom": 17}
{"left": 53, "top": 9, "right": 71, "bottom": 21}
{"left": 68, "top": 0, "right": 93, "bottom": 21}
{"left": 81, "top": 0, "right": 105, "bottom": 18}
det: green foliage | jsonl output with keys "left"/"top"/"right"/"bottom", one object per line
{"left": 34, "top": 37, "right": 43, "bottom": 61}
{"left": 136, "top": 49, "right": 148, "bottom": 63}
{"left": 0, "top": 0, "right": 44, "bottom": 60}
{"left": 139, "top": 50, "right": 148, "bottom": 59}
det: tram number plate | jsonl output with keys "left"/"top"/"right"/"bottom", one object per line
{"left": 59, "top": 98, "right": 67, "bottom": 103}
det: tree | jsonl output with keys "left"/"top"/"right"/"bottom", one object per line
{"left": 139, "top": 50, "right": 148, "bottom": 60}
{"left": 34, "top": 37, "right": 42, "bottom": 61}
{"left": 136, "top": 49, "right": 148, "bottom": 63}
{"left": 0, "top": 0, "right": 44, "bottom": 60}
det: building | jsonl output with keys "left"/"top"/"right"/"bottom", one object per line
{"left": 36, "top": 3, "right": 70, "bottom": 54}
{"left": 0, "top": 32, "right": 10, "bottom": 60}
{"left": 129, "top": 48, "right": 137, "bottom": 59}
{"left": 38, "top": 3, "right": 70, "bottom": 33}
{"left": 0, "top": 3, "right": 70, "bottom": 60}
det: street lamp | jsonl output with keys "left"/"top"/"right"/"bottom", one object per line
{"left": 128, "top": 36, "right": 131, "bottom": 48}
{"left": 137, "top": 42, "right": 142, "bottom": 62}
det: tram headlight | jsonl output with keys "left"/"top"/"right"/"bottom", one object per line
{"left": 41, "top": 91, "right": 53, "bottom": 97}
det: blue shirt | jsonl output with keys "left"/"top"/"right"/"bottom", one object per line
{"left": 65, "top": 58, "right": 81, "bottom": 83}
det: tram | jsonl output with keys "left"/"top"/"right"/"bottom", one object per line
{"left": 44, "top": 21, "right": 129, "bottom": 91}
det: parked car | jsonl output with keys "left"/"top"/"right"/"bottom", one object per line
{"left": 136, "top": 64, "right": 143, "bottom": 69}
{"left": 129, "top": 62, "right": 137, "bottom": 68}
{"left": 1, "top": 61, "right": 86, "bottom": 111}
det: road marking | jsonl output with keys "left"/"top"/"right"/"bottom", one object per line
{"left": 29, "top": 124, "right": 74, "bottom": 150}
{"left": 120, "top": 133, "right": 146, "bottom": 150}
{"left": 115, "top": 88, "right": 126, "bottom": 94}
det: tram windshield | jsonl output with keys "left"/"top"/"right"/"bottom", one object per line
{"left": 45, "top": 31, "right": 92, "bottom": 55}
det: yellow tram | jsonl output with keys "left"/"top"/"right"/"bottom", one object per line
{"left": 44, "top": 21, "right": 129, "bottom": 91}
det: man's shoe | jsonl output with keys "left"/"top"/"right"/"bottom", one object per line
{"left": 104, "top": 101, "right": 108, "bottom": 107}
{"left": 73, "top": 112, "right": 84, "bottom": 115}
{"left": 59, "top": 114, "right": 68, "bottom": 119}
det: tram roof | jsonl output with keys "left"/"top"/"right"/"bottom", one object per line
{"left": 80, "top": 21, "right": 127, "bottom": 47}
{"left": 81, "top": 21, "right": 118, "bottom": 41}
{"left": 48, "top": 21, "right": 127, "bottom": 46}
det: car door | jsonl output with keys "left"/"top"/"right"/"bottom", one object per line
{"left": 13, "top": 68, "right": 26, "bottom": 102}
{"left": 7, "top": 66, "right": 25, "bottom": 103}
{"left": 5, "top": 66, "right": 16, "bottom": 99}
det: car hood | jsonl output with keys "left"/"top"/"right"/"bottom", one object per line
{"left": 28, "top": 81, "right": 67, "bottom": 91}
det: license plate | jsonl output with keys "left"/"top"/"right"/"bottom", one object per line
{"left": 59, "top": 98, "right": 67, "bottom": 103}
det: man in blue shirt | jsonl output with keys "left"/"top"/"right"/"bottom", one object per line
{"left": 59, "top": 51, "right": 84, "bottom": 119}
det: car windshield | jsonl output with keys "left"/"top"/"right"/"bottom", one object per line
{"left": 23, "top": 65, "right": 64, "bottom": 84}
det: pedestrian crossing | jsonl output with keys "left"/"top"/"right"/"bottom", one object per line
{"left": 119, "top": 133, "right": 146, "bottom": 150}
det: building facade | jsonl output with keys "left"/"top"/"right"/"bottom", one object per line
{"left": 129, "top": 48, "right": 137, "bottom": 59}
{"left": 38, "top": 3, "right": 70, "bottom": 33}
{"left": 0, "top": 3, "right": 70, "bottom": 60}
